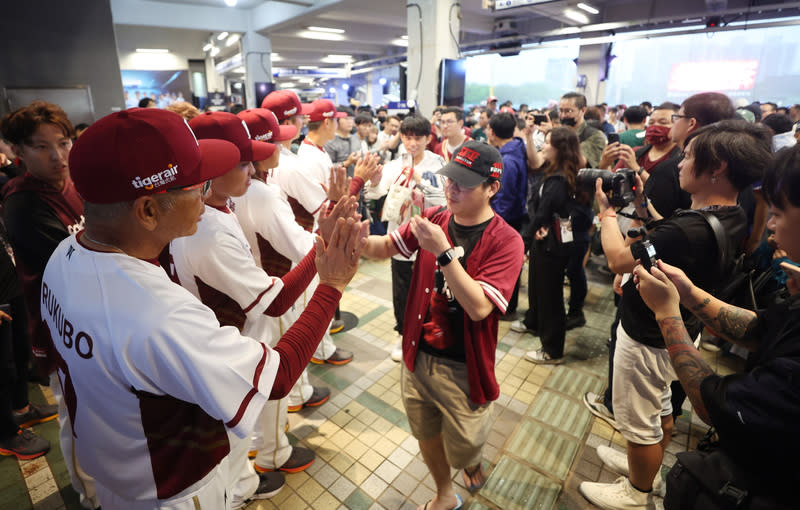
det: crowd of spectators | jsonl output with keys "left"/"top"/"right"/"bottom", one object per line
{"left": 0, "top": 88, "right": 799, "bottom": 510}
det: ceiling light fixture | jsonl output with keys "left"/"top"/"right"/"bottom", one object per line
{"left": 298, "top": 65, "right": 319, "bottom": 70}
{"left": 401, "top": 35, "right": 408, "bottom": 40}
{"left": 577, "top": 3, "right": 599, "bottom": 14}
{"left": 323, "top": 54, "right": 353, "bottom": 63}
{"left": 298, "top": 30, "right": 345, "bottom": 41}
{"left": 203, "top": 43, "right": 213, "bottom": 52}
{"left": 271, "top": 53, "right": 282, "bottom": 61}
{"left": 210, "top": 47, "right": 221, "bottom": 57}
{"left": 564, "top": 9, "right": 590, "bottom": 24}
{"left": 217, "top": 32, "right": 229, "bottom": 40}
{"left": 136, "top": 48, "right": 169, "bottom": 53}
{"left": 226, "top": 34, "right": 240, "bottom": 47}
{"left": 224, "top": 0, "right": 237, "bottom": 5}
{"left": 391, "top": 38, "right": 408, "bottom": 47}
{"left": 329, "top": 87, "right": 336, "bottom": 94}
{"left": 308, "top": 26, "right": 345, "bottom": 34}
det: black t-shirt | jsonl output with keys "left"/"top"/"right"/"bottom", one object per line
{"left": 700, "top": 293, "right": 800, "bottom": 499}
{"left": 419, "top": 216, "right": 492, "bottom": 361}
{"left": 619, "top": 206, "right": 747, "bottom": 348}
{"left": 643, "top": 154, "right": 691, "bottom": 219}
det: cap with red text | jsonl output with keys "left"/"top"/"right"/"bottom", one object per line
{"left": 307, "top": 99, "right": 348, "bottom": 122}
{"left": 69, "top": 108, "right": 240, "bottom": 204}
{"left": 437, "top": 140, "right": 503, "bottom": 188}
{"left": 260, "top": 90, "right": 313, "bottom": 122}
{"left": 189, "top": 111, "right": 276, "bottom": 161}
{"left": 237, "top": 108, "right": 297, "bottom": 143}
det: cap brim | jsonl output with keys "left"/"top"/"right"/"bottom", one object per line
{"left": 299, "top": 103, "right": 314, "bottom": 115}
{"left": 437, "top": 161, "right": 486, "bottom": 188}
{"left": 334, "top": 112, "right": 348, "bottom": 118}
{"left": 198, "top": 139, "right": 241, "bottom": 182}
{"left": 273, "top": 124, "right": 297, "bottom": 141}
{"left": 248, "top": 140, "right": 277, "bottom": 161}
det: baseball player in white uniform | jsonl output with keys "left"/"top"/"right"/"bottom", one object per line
{"left": 169, "top": 112, "right": 360, "bottom": 500}
{"left": 264, "top": 92, "right": 354, "bottom": 365}
{"left": 43, "top": 107, "right": 366, "bottom": 509}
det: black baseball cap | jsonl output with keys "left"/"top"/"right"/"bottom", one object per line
{"left": 437, "top": 140, "right": 504, "bottom": 188}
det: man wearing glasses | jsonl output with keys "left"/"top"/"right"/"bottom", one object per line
{"left": 434, "top": 107, "right": 470, "bottom": 163}
{"left": 559, "top": 91, "right": 608, "bottom": 167}
{"left": 362, "top": 140, "right": 524, "bottom": 510}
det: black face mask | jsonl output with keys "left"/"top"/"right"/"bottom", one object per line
{"left": 561, "top": 117, "right": 577, "bottom": 127}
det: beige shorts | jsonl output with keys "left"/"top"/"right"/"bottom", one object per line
{"left": 612, "top": 323, "right": 678, "bottom": 445}
{"left": 401, "top": 351, "right": 493, "bottom": 469}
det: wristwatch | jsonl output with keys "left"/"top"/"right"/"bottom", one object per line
{"left": 437, "top": 248, "right": 456, "bottom": 267}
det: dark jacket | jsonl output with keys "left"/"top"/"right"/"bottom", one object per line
{"left": 493, "top": 137, "right": 528, "bottom": 224}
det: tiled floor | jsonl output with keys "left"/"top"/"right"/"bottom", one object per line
{"left": 1, "top": 256, "right": 744, "bottom": 509}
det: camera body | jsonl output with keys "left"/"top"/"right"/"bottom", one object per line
{"left": 632, "top": 239, "right": 659, "bottom": 271}
{"left": 577, "top": 168, "right": 636, "bottom": 207}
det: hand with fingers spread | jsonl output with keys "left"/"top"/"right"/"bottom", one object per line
{"left": 318, "top": 195, "right": 359, "bottom": 244}
{"left": 315, "top": 217, "right": 369, "bottom": 292}
{"left": 325, "top": 165, "right": 350, "bottom": 202}
{"left": 633, "top": 262, "right": 682, "bottom": 318}
{"left": 354, "top": 152, "right": 382, "bottom": 184}
{"left": 408, "top": 216, "right": 450, "bottom": 256}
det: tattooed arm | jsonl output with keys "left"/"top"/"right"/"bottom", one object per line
{"left": 633, "top": 263, "right": 717, "bottom": 424}
{"left": 651, "top": 260, "right": 760, "bottom": 351}
{"left": 656, "top": 316, "right": 714, "bottom": 424}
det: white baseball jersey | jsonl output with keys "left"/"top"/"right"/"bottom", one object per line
{"left": 297, "top": 139, "right": 333, "bottom": 189}
{"left": 269, "top": 145, "right": 328, "bottom": 230}
{"left": 364, "top": 150, "right": 447, "bottom": 261}
{"left": 169, "top": 204, "right": 284, "bottom": 344}
{"left": 41, "top": 233, "right": 277, "bottom": 506}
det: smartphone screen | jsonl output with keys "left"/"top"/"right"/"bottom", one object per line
{"left": 607, "top": 133, "right": 620, "bottom": 144}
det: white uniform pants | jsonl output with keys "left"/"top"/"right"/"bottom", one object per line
{"left": 51, "top": 373, "right": 100, "bottom": 509}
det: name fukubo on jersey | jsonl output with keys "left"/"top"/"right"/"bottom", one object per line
{"left": 42, "top": 282, "right": 94, "bottom": 359}
{"left": 131, "top": 164, "right": 179, "bottom": 190}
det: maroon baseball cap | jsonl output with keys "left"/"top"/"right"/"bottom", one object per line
{"left": 69, "top": 108, "right": 240, "bottom": 204}
{"left": 237, "top": 108, "right": 297, "bottom": 143}
{"left": 308, "top": 99, "right": 348, "bottom": 122}
{"left": 260, "top": 90, "right": 313, "bottom": 122}
{"left": 487, "top": 96, "right": 498, "bottom": 103}
{"left": 189, "top": 111, "right": 275, "bottom": 161}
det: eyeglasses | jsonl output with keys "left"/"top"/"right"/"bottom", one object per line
{"left": 443, "top": 176, "right": 479, "bottom": 193}
{"left": 671, "top": 114, "right": 690, "bottom": 122}
{"left": 158, "top": 180, "right": 212, "bottom": 195}
{"left": 440, "top": 119, "right": 459, "bottom": 125}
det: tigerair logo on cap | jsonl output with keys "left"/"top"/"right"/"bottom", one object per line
{"left": 489, "top": 162, "right": 503, "bottom": 179}
{"left": 255, "top": 131, "right": 273, "bottom": 141}
{"left": 322, "top": 110, "right": 335, "bottom": 118}
{"left": 132, "top": 164, "right": 179, "bottom": 190}
{"left": 454, "top": 147, "right": 480, "bottom": 168}
{"left": 283, "top": 107, "right": 297, "bottom": 116}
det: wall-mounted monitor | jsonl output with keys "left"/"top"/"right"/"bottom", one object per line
{"left": 439, "top": 58, "right": 466, "bottom": 107}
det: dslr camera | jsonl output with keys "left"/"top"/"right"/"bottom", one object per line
{"left": 577, "top": 168, "right": 636, "bottom": 207}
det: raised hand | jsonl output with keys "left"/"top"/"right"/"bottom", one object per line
{"left": 633, "top": 263, "right": 681, "bottom": 318}
{"left": 315, "top": 218, "right": 369, "bottom": 292}
{"left": 408, "top": 216, "right": 450, "bottom": 256}
{"left": 354, "top": 153, "right": 382, "bottom": 184}
{"left": 325, "top": 165, "right": 350, "bottom": 202}
{"left": 319, "top": 195, "right": 358, "bottom": 244}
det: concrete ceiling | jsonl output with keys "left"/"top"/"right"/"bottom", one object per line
{"left": 113, "top": 0, "right": 800, "bottom": 85}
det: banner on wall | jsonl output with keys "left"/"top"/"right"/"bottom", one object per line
{"left": 121, "top": 70, "right": 192, "bottom": 109}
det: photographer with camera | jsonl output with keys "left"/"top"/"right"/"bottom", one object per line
{"left": 632, "top": 144, "right": 800, "bottom": 510}
{"left": 579, "top": 120, "right": 772, "bottom": 510}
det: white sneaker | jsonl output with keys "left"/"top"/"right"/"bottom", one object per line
{"left": 597, "top": 446, "right": 666, "bottom": 498}
{"left": 579, "top": 476, "right": 656, "bottom": 510}
{"left": 583, "top": 391, "right": 619, "bottom": 431}
{"left": 510, "top": 320, "right": 536, "bottom": 334}
{"left": 390, "top": 337, "right": 402, "bottom": 362}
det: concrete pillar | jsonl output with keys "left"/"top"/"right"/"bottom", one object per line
{"left": 205, "top": 56, "right": 225, "bottom": 95}
{"left": 575, "top": 43, "right": 611, "bottom": 105}
{"left": 406, "top": 0, "right": 460, "bottom": 117}
{"left": 241, "top": 31, "right": 273, "bottom": 109}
